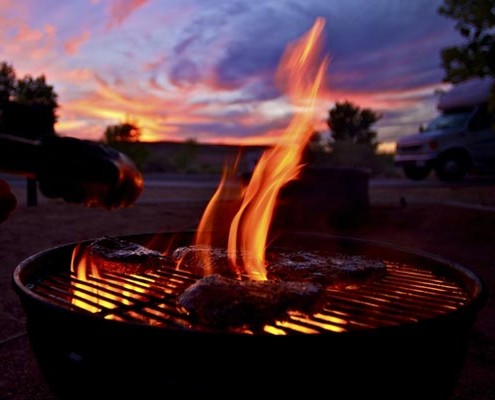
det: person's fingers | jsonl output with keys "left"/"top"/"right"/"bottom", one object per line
{"left": 101, "top": 153, "right": 143, "bottom": 209}
{"left": 38, "top": 137, "right": 143, "bottom": 209}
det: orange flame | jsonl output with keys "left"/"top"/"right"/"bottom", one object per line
{"left": 174, "top": 153, "right": 244, "bottom": 275}
{"left": 70, "top": 243, "right": 152, "bottom": 315}
{"left": 195, "top": 18, "right": 329, "bottom": 280}
{"left": 70, "top": 243, "right": 104, "bottom": 312}
{"left": 70, "top": 18, "right": 329, "bottom": 294}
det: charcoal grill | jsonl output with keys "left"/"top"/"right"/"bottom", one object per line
{"left": 12, "top": 231, "right": 485, "bottom": 399}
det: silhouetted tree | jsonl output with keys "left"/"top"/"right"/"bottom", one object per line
{"left": 302, "top": 130, "right": 331, "bottom": 166}
{"left": 16, "top": 75, "right": 58, "bottom": 109}
{"left": 438, "top": 0, "right": 495, "bottom": 106}
{"left": 103, "top": 122, "right": 141, "bottom": 143}
{"left": 327, "top": 101, "right": 381, "bottom": 147}
{"left": 0, "top": 62, "right": 16, "bottom": 103}
{"left": 322, "top": 101, "right": 388, "bottom": 172}
{"left": 102, "top": 122, "right": 148, "bottom": 169}
{"left": 0, "top": 61, "right": 58, "bottom": 139}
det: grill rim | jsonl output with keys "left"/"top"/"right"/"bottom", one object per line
{"left": 12, "top": 230, "right": 486, "bottom": 337}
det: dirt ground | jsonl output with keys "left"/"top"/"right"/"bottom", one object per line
{"left": 0, "top": 178, "right": 494, "bottom": 399}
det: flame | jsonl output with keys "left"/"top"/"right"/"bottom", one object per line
{"left": 70, "top": 243, "right": 152, "bottom": 315}
{"left": 70, "top": 18, "right": 329, "bottom": 306}
{"left": 70, "top": 243, "right": 104, "bottom": 312}
{"left": 195, "top": 18, "right": 329, "bottom": 280}
{"left": 190, "top": 165, "right": 239, "bottom": 275}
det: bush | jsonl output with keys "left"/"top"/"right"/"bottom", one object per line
{"left": 306, "top": 140, "right": 398, "bottom": 177}
{"left": 106, "top": 141, "right": 150, "bottom": 171}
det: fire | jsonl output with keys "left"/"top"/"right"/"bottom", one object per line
{"left": 69, "top": 18, "right": 329, "bottom": 308}
{"left": 70, "top": 243, "right": 152, "bottom": 315}
{"left": 70, "top": 243, "right": 104, "bottom": 312}
{"left": 195, "top": 18, "right": 329, "bottom": 280}
{"left": 190, "top": 160, "right": 243, "bottom": 276}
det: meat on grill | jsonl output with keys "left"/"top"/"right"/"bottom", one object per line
{"left": 174, "top": 245, "right": 387, "bottom": 286}
{"left": 177, "top": 274, "right": 324, "bottom": 328}
{"left": 88, "top": 236, "right": 175, "bottom": 275}
{"left": 172, "top": 245, "right": 237, "bottom": 277}
{"left": 87, "top": 239, "right": 386, "bottom": 328}
{"left": 266, "top": 250, "right": 387, "bottom": 287}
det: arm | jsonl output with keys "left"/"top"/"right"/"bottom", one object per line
{"left": 0, "top": 134, "right": 143, "bottom": 210}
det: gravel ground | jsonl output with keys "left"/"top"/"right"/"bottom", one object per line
{"left": 0, "top": 177, "right": 494, "bottom": 399}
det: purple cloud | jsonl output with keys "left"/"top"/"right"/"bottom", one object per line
{"left": 0, "top": 0, "right": 465, "bottom": 145}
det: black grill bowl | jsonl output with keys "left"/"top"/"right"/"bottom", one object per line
{"left": 12, "top": 232, "right": 486, "bottom": 399}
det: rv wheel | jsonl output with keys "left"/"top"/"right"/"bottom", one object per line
{"left": 435, "top": 153, "right": 469, "bottom": 182}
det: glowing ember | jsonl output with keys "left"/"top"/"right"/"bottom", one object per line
{"left": 195, "top": 18, "right": 329, "bottom": 280}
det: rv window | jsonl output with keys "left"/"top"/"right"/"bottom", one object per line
{"left": 424, "top": 110, "right": 472, "bottom": 132}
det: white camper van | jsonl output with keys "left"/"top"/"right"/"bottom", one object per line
{"left": 394, "top": 77, "right": 495, "bottom": 181}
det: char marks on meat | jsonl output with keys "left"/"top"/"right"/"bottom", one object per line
{"left": 172, "top": 245, "right": 237, "bottom": 277}
{"left": 88, "top": 236, "right": 175, "bottom": 275}
{"left": 177, "top": 274, "right": 324, "bottom": 328}
{"left": 267, "top": 250, "right": 387, "bottom": 287}
{"left": 86, "top": 239, "right": 387, "bottom": 328}
{"left": 173, "top": 246, "right": 387, "bottom": 287}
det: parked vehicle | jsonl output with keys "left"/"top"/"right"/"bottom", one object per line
{"left": 394, "top": 77, "right": 495, "bottom": 181}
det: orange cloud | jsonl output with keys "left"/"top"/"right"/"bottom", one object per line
{"left": 202, "top": 127, "right": 288, "bottom": 146}
{"left": 57, "top": 74, "right": 219, "bottom": 142}
{"left": 55, "top": 69, "right": 445, "bottom": 147}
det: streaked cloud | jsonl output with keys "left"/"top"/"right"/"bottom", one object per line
{"left": 0, "top": 0, "right": 461, "bottom": 146}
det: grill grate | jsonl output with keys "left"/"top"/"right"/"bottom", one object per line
{"left": 31, "top": 259, "right": 470, "bottom": 335}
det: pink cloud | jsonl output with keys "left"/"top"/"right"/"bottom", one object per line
{"left": 13, "top": 24, "right": 43, "bottom": 42}
{"left": 1, "top": 21, "right": 57, "bottom": 68}
{"left": 64, "top": 30, "right": 90, "bottom": 55}
{"left": 147, "top": 76, "right": 165, "bottom": 91}
{"left": 106, "top": 0, "right": 148, "bottom": 29}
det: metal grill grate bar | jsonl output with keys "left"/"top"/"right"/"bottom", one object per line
{"left": 31, "top": 261, "right": 471, "bottom": 334}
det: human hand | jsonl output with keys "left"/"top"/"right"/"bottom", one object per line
{"left": 37, "top": 137, "right": 143, "bottom": 209}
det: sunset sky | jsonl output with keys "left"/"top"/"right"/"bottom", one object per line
{"left": 0, "top": 0, "right": 462, "bottom": 149}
